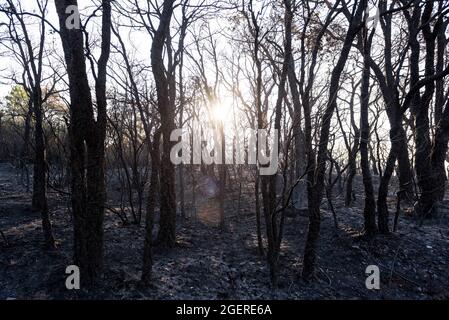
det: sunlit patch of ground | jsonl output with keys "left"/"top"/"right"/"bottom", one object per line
{"left": 195, "top": 175, "right": 222, "bottom": 226}
{"left": 197, "top": 198, "right": 221, "bottom": 227}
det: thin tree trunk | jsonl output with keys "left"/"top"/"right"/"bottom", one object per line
{"left": 302, "top": 0, "right": 367, "bottom": 280}
{"left": 377, "top": 148, "right": 396, "bottom": 233}
{"left": 32, "top": 89, "right": 56, "bottom": 248}
{"left": 360, "top": 27, "right": 377, "bottom": 235}
{"left": 141, "top": 130, "right": 161, "bottom": 285}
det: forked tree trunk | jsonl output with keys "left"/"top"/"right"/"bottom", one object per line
{"left": 377, "top": 148, "right": 396, "bottom": 233}
{"left": 55, "top": 0, "right": 111, "bottom": 285}
{"left": 287, "top": 27, "right": 307, "bottom": 212}
{"left": 151, "top": 0, "right": 177, "bottom": 248}
{"left": 302, "top": 0, "right": 367, "bottom": 280}
{"left": 5, "top": 0, "right": 56, "bottom": 249}
{"left": 408, "top": 1, "right": 443, "bottom": 217}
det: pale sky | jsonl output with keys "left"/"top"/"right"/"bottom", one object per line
{"left": 0, "top": 0, "right": 396, "bottom": 159}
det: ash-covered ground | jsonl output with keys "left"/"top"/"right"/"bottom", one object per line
{"left": 1, "top": 163, "right": 449, "bottom": 300}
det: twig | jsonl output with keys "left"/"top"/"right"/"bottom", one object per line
{"left": 47, "top": 184, "right": 70, "bottom": 196}
{"left": 105, "top": 205, "right": 129, "bottom": 225}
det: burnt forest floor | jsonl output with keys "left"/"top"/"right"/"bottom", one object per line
{"left": 1, "top": 162, "right": 449, "bottom": 300}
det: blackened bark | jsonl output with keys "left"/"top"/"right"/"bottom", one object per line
{"left": 21, "top": 102, "right": 33, "bottom": 191}
{"left": 412, "top": 2, "right": 434, "bottom": 216}
{"left": 178, "top": 46, "right": 186, "bottom": 220}
{"left": 360, "top": 27, "right": 377, "bottom": 235}
{"left": 377, "top": 149, "right": 396, "bottom": 233}
{"left": 141, "top": 129, "right": 161, "bottom": 285}
{"left": 382, "top": 2, "right": 414, "bottom": 201}
{"left": 55, "top": 0, "right": 111, "bottom": 285}
{"left": 405, "top": 1, "right": 447, "bottom": 217}
{"left": 32, "top": 88, "right": 56, "bottom": 248}
{"left": 429, "top": 6, "right": 449, "bottom": 203}
{"left": 345, "top": 104, "right": 360, "bottom": 207}
{"left": 396, "top": 128, "right": 413, "bottom": 201}
{"left": 286, "top": 15, "right": 307, "bottom": 212}
{"left": 431, "top": 100, "right": 449, "bottom": 202}
{"left": 152, "top": 0, "right": 177, "bottom": 248}
{"left": 254, "top": 176, "right": 264, "bottom": 256}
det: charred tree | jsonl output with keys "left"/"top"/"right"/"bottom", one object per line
{"left": 360, "top": 21, "right": 377, "bottom": 235}
{"left": 151, "top": 0, "right": 177, "bottom": 247}
{"left": 1, "top": 0, "right": 56, "bottom": 248}
{"left": 302, "top": 0, "right": 368, "bottom": 280}
{"left": 55, "top": 0, "right": 112, "bottom": 285}
{"left": 141, "top": 129, "right": 161, "bottom": 285}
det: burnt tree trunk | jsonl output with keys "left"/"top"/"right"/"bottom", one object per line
{"left": 286, "top": 17, "right": 307, "bottom": 212}
{"left": 21, "top": 102, "right": 33, "bottom": 191}
{"left": 55, "top": 0, "right": 111, "bottom": 285}
{"left": 345, "top": 122, "right": 360, "bottom": 207}
{"left": 246, "top": 0, "right": 265, "bottom": 257}
{"left": 431, "top": 13, "right": 449, "bottom": 201}
{"left": 152, "top": 0, "right": 177, "bottom": 247}
{"left": 6, "top": 0, "right": 57, "bottom": 248}
{"left": 377, "top": 148, "right": 396, "bottom": 233}
{"left": 31, "top": 88, "right": 56, "bottom": 248}
{"left": 360, "top": 26, "right": 377, "bottom": 235}
{"left": 406, "top": 1, "right": 448, "bottom": 217}
{"left": 141, "top": 129, "right": 161, "bottom": 285}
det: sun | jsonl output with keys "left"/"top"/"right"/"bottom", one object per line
{"left": 211, "top": 97, "right": 233, "bottom": 124}
{"left": 212, "top": 105, "right": 228, "bottom": 122}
